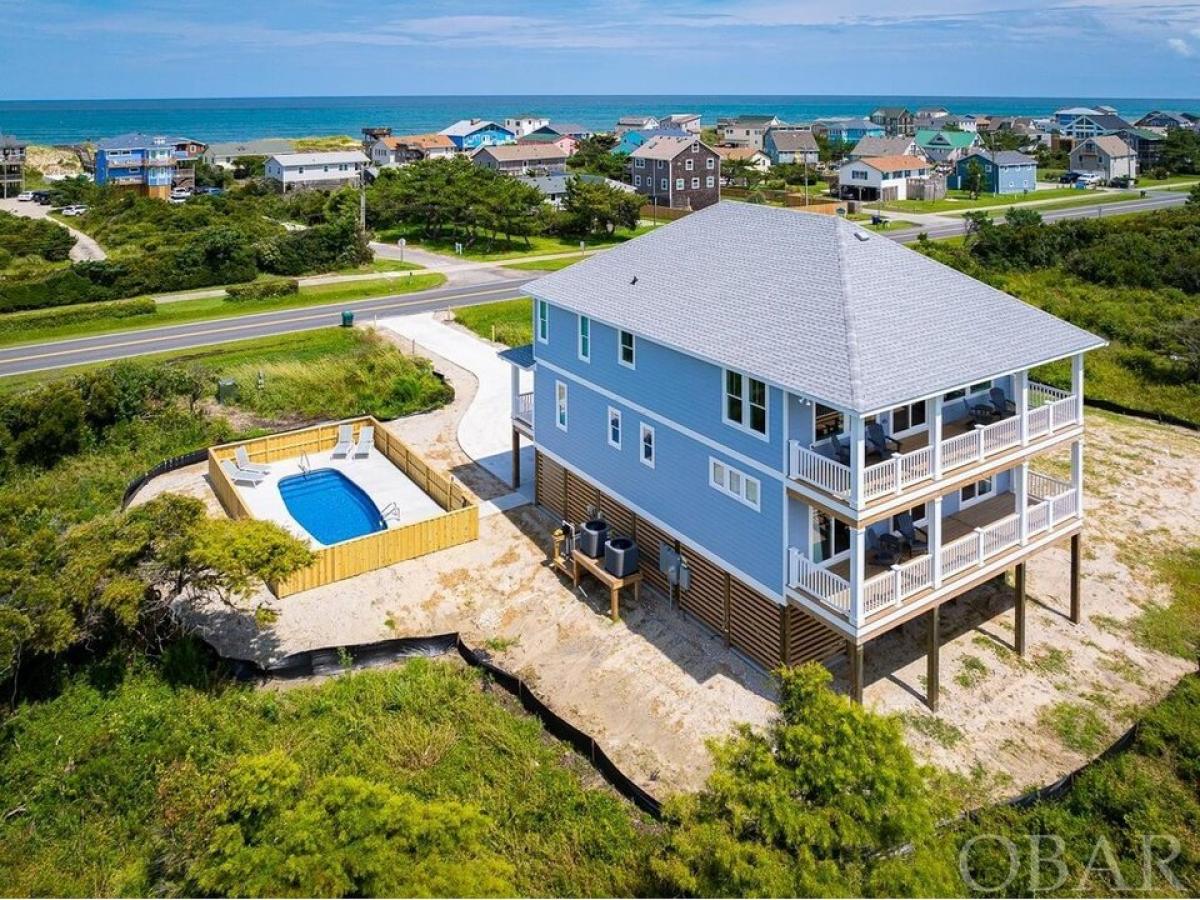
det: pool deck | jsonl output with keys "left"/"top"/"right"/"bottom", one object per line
{"left": 231, "top": 447, "right": 444, "bottom": 549}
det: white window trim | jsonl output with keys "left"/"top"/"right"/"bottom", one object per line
{"left": 709, "top": 457, "right": 761, "bottom": 511}
{"left": 555, "top": 380, "right": 568, "bottom": 431}
{"left": 618, "top": 330, "right": 636, "bottom": 370}
{"left": 607, "top": 406, "right": 622, "bottom": 449}
{"left": 811, "top": 507, "right": 851, "bottom": 566}
{"left": 721, "top": 368, "right": 770, "bottom": 441}
{"left": 639, "top": 423, "right": 655, "bottom": 468}
{"left": 536, "top": 299, "right": 550, "bottom": 344}
{"left": 888, "top": 399, "right": 928, "bottom": 439}
{"left": 959, "top": 476, "right": 996, "bottom": 510}
{"left": 577, "top": 315, "right": 590, "bottom": 362}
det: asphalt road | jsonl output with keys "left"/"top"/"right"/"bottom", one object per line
{"left": 888, "top": 189, "right": 1189, "bottom": 243}
{"left": 0, "top": 279, "right": 532, "bottom": 378}
{"left": 0, "top": 189, "right": 1190, "bottom": 378}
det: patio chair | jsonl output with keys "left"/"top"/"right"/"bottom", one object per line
{"left": 221, "top": 459, "right": 265, "bottom": 486}
{"left": 352, "top": 425, "right": 374, "bottom": 458}
{"left": 866, "top": 422, "right": 900, "bottom": 458}
{"left": 235, "top": 445, "right": 270, "bottom": 475}
{"left": 870, "top": 532, "right": 902, "bottom": 567}
{"left": 331, "top": 424, "right": 354, "bottom": 458}
{"left": 829, "top": 433, "right": 851, "bottom": 465}
{"left": 988, "top": 386, "right": 1016, "bottom": 417}
{"left": 896, "top": 513, "right": 928, "bottom": 556}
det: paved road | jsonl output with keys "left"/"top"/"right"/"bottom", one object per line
{"left": 0, "top": 279, "right": 531, "bottom": 378}
{"left": 887, "top": 189, "right": 1189, "bottom": 243}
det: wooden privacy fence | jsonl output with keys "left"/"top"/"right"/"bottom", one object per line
{"left": 208, "top": 416, "right": 478, "bottom": 597}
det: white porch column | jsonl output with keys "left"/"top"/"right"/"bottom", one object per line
{"left": 1071, "top": 438, "right": 1084, "bottom": 518}
{"left": 1071, "top": 353, "right": 1085, "bottom": 424}
{"left": 849, "top": 414, "right": 866, "bottom": 510}
{"left": 930, "top": 395, "right": 943, "bottom": 479}
{"left": 510, "top": 364, "right": 520, "bottom": 414}
{"left": 849, "top": 525, "right": 866, "bottom": 627}
{"left": 1016, "top": 461, "right": 1029, "bottom": 544}
{"left": 930, "top": 495, "right": 944, "bottom": 588}
{"left": 1015, "top": 370, "right": 1029, "bottom": 445}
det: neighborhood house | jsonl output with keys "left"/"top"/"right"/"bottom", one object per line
{"left": 264, "top": 150, "right": 369, "bottom": 192}
{"left": 949, "top": 150, "right": 1038, "bottom": 194}
{"left": 836, "top": 155, "right": 932, "bottom": 201}
{"left": 629, "top": 135, "right": 721, "bottom": 211}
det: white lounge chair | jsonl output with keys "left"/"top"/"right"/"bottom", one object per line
{"left": 222, "top": 459, "right": 265, "bottom": 486}
{"left": 331, "top": 424, "right": 354, "bottom": 458}
{"left": 353, "top": 425, "right": 374, "bottom": 458}
{"left": 235, "top": 446, "right": 270, "bottom": 475}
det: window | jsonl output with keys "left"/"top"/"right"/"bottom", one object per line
{"left": 607, "top": 407, "right": 622, "bottom": 448}
{"left": 891, "top": 502, "right": 927, "bottom": 533}
{"left": 619, "top": 330, "right": 635, "bottom": 368}
{"left": 814, "top": 403, "right": 846, "bottom": 441}
{"left": 639, "top": 423, "right": 655, "bottom": 467}
{"left": 577, "top": 315, "right": 590, "bottom": 361}
{"left": 675, "top": 178, "right": 684, "bottom": 189}
{"left": 852, "top": 169, "right": 868, "bottom": 181}
{"left": 710, "top": 458, "right": 761, "bottom": 510}
{"left": 685, "top": 158, "right": 694, "bottom": 171}
{"left": 891, "top": 400, "right": 927, "bottom": 435}
{"left": 555, "top": 381, "right": 568, "bottom": 431}
{"left": 691, "top": 143, "right": 699, "bottom": 153}
{"left": 706, "top": 175, "right": 715, "bottom": 188}
{"left": 724, "top": 369, "right": 768, "bottom": 436}
{"left": 536, "top": 299, "right": 549, "bottom": 343}
{"left": 635, "top": 158, "right": 645, "bottom": 168}
{"left": 691, "top": 177, "right": 700, "bottom": 188}
{"left": 660, "top": 178, "right": 668, "bottom": 190}
{"left": 960, "top": 476, "right": 994, "bottom": 507}
{"left": 813, "top": 511, "right": 850, "bottom": 562}
{"left": 634, "top": 174, "right": 641, "bottom": 186}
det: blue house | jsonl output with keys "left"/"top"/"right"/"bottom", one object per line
{"left": 949, "top": 150, "right": 1038, "bottom": 194}
{"left": 503, "top": 203, "right": 1103, "bottom": 704}
{"left": 94, "top": 133, "right": 204, "bottom": 198}
{"left": 813, "top": 118, "right": 885, "bottom": 145}
{"left": 611, "top": 127, "right": 689, "bottom": 156}
{"left": 438, "top": 119, "right": 515, "bottom": 151}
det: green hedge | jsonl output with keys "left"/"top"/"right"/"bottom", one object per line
{"left": 0, "top": 211, "right": 75, "bottom": 262}
{"left": 0, "top": 297, "right": 156, "bottom": 336}
{"left": 224, "top": 277, "right": 299, "bottom": 302}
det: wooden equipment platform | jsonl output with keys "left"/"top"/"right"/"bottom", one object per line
{"left": 552, "top": 532, "right": 642, "bottom": 622}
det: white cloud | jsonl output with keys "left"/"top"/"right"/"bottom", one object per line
{"left": 1168, "top": 36, "right": 1194, "bottom": 55}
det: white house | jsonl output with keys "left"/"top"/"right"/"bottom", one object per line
{"left": 264, "top": 150, "right": 369, "bottom": 192}
{"left": 504, "top": 114, "right": 550, "bottom": 137}
{"left": 1069, "top": 135, "right": 1138, "bottom": 183}
{"left": 661, "top": 113, "right": 702, "bottom": 134}
{"left": 837, "top": 155, "right": 932, "bottom": 201}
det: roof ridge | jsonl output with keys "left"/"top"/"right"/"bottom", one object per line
{"left": 833, "top": 220, "right": 865, "bottom": 410}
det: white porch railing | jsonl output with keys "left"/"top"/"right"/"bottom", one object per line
{"left": 1029, "top": 470, "right": 1070, "bottom": 500}
{"left": 789, "top": 440, "right": 851, "bottom": 498}
{"left": 514, "top": 391, "right": 534, "bottom": 426}
{"left": 862, "top": 446, "right": 933, "bottom": 499}
{"left": 788, "top": 547, "right": 851, "bottom": 614}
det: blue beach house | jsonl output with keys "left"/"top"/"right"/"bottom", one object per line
{"left": 94, "top": 132, "right": 204, "bottom": 198}
{"left": 813, "top": 118, "right": 885, "bottom": 145}
{"left": 949, "top": 150, "right": 1038, "bottom": 194}
{"left": 611, "top": 127, "right": 689, "bottom": 156}
{"left": 439, "top": 119, "right": 516, "bottom": 151}
{"left": 503, "top": 203, "right": 1103, "bottom": 704}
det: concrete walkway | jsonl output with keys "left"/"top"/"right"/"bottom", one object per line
{"left": 371, "top": 240, "right": 599, "bottom": 284}
{"left": 375, "top": 311, "right": 535, "bottom": 511}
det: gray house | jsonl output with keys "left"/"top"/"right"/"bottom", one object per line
{"left": 629, "top": 136, "right": 721, "bottom": 210}
{"left": 763, "top": 129, "right": 819, "bottom": 165}
{"left": 1069, "top": 135, "right": 1137, "bottom": 183}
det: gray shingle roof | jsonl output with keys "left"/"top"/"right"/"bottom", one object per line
{"left": 851, "top": 136, "right": 916, "bottom": 157}
{"left": 768, "top": 131, "right": 819, "bottom": 152}
{"left": 526, "top": 203, "right": 1104, "bottom": 413}
{"left": 962, "top": 149, "right": 1036, "bottom": 167}
{"left": 629, "top": 135, "right": 698, "bottom": 160}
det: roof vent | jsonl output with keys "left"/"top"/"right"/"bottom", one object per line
{"left": 630, "top": 276, "right": 638, "bottom": 285}
{"left": 854, "top": 231, "right": 871, "bottom": 242}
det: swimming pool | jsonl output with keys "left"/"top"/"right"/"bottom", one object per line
{"left": 278, "top": 468, "right": 385, "bottom": 545}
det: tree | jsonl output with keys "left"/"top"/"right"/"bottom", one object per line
{"left": 652, "top": 664, "right": 959, "bottom": 897}
{"left": 567, "top": 134, "right": 629, "bottom": 180}
{"left": 962, "top": 158, "right": 986, "bottom": 199}
{"left": 560, "top": 176, "right": 641, "bottom": 236}
{"left": 1188, "top": 183, "right": 1200, "bottom": 206}
{"left": 232, "top": 155, "right": 267, "bottom": 179}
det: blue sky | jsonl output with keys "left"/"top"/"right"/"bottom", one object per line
{"left": 5, "top": 0, "right": 1200, "bottom": 99}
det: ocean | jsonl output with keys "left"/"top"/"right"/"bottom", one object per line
{"left": 1, "top": 95, "right": 1198, "bottom": 144}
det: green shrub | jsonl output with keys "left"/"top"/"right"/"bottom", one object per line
{"left": 0, "top": 297, "right": 155, "bottom": 336}
{"left": 0, "top": 211, "right": 74, "bottom": 261}
{"left": 224, "top": 277, "right": 299, "bottom": 302}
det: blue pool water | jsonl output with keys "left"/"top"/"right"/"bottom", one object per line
{"left": 278, "top": 468, "right": 385, "bottom": 545}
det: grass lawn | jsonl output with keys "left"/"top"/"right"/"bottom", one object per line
{"left": 882, "top": 186, "right": 1091, "bottom": 214}
{"left": 453, "top": 297, "right": 532, "bottom": 347}
{"left": 503, "top": 254, "right": 589, "bottom": 272}
{"left": 957, "top": 191, "right": 1142, "bottom": 218}
{"left": 1137, "top": 175, "right": 1200, "bottom": 188}
{"left": 866, "top": 219, "right": 919, "bottom": 231}
{"left": 0, "top": 272, "right": 446, "bottom": 348}
{"left": 375, "top": 224, "right": 658, "bottom": 262}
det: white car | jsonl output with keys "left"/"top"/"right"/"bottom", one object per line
{"left": 60, "top": 204, "right": 88, "bottom": 216}
{"left": 16, "top": 191, "right": 33, "bottom": 202}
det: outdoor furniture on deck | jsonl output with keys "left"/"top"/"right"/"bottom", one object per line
{"left": 551, "top": 530, "right": 642, "bottom": 622}
{"left": 353, "top": 425, "right": 374, "bottom": 458}
{"left": 221, "top": 459, "right": 266, "bottom": 486}
{"left": 866, "top": 422, "right": 900, "bottom": 459}
{"left": 331, "top": 424, "right": 354, "bottom": 458}
{"left": 970, "top": 387, "right": 1016, "bottom": 425}
{"left": 870, "top": 533, "right": 903, "bottom": 566}
{"left": 235, "top": 446, "right": 270, "bottom": 475}
{"left": 896, "top": 513, "right": 929, "bottom": 557}
{"left": 829, "top": 433, "right": 852, "bottom": 464}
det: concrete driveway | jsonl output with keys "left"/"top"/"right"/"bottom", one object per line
{"left": 0, "top": 196, "right": 107, "bottom": 261}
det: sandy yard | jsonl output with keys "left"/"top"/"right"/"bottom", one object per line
{"left": 138, "top": 332, "right": 1200, "bottom": 803}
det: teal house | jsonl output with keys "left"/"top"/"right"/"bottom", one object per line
{"left": 949, "top": 151, "right": 1038, "bottom": 194}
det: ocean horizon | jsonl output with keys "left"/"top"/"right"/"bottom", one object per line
{"left": 2, "top": 94, "right": 1199, "bottom": 144}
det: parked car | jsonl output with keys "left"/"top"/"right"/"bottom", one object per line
{"left": 1058, "top": 172, "right": 1081, "bottom": 184}
{"left": 59, "top": 204, "right": 88, "bottom": 216}
{"left": 1074, "top": 172, "right": 1102, "bottom": 187}
{"left": 16, "top": 191, "right": 34, "bottom": 202}
{"left": 169, "top": 187, "right": 192, "bottom": 200}
{"left": 195, "top": 186, "right": 224, "bottom": 196}
{"left": 32, "top": 190, "right": 51, "bottom": 205}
